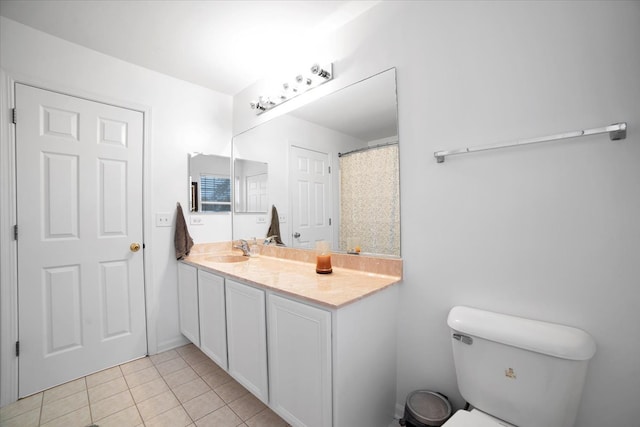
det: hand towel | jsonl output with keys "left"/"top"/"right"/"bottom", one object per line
{"left": 175, "top": 202, "right": 194, "bottom": 260}
{"left": 266, "top": 205, "right": 284, "bottom": 245}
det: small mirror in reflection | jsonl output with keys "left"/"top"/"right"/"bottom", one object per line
{"left": 188, "top": 153, "right": 231, "bottom": 213}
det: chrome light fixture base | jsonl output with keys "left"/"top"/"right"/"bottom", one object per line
{"left": 250, "top": 62, "right": 333, "bottom": 115}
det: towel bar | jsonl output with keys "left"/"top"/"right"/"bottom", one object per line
{"left": 434, "top": 122, "right": 627, "bottom": 163}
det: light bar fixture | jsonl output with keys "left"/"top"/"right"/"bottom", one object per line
{"left": 250, "top": 62, "right": 333, "bottom": 115}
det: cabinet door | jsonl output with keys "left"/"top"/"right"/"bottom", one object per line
{"left": 225, "top": 279, "right": 268, "bottom": 403}
{"left": 268, "top": 294, "right": 332, "bottom": 427}
{"left": 177, "top": 263, "right": 200, "bottom": 346}
{"left": 198, "top": 270, "right": 227, "bottom": 369}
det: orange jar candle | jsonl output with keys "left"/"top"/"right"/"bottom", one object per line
{"left": 315, "top": 241, "right": 332, "bottom": 274}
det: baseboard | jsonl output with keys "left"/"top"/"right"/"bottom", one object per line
{"left": 395, "top": 402, "right": 405, "bottom": 420}
{"left": 154, "top": 335, "right": 190, "bottom": 355}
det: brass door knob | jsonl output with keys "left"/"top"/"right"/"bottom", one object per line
{"left": 130, "top": 243, "right": 141, "bottom": 252}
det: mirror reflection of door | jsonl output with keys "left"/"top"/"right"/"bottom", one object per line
{"left": 234, "top": 158, "right": 268, "bottom": 213}
{"left": 246, "top": 173, "right": 268, "bottom": 212}
{"left": 290, "top": 145, "right": 331, "bottom": 249}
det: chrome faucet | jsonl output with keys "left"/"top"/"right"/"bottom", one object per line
{"left": 264, "top": 235, "right": 279, "bottom": 245}
{"left": 233, "top": 239, "right": 250, "bottom": 256}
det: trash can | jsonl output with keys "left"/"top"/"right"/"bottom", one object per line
{"left": 399, "top": 390, "right": 452, "bottom": 427}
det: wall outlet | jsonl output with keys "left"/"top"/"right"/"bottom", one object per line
{"left": 190, "top": 216, "right": 203, "bottom": 225}
{"left": 278, "top": 214, "right": 287, "bottom": 223}
{"left": 155, "top": 212, "right": 172, "bottom": 227}
{"left": 256, "top": 216, "right": 266, "bottom": 224}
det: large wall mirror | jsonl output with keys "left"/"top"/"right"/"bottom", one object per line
{"left": 232, "top": 68, "right": 400, "bottom": 257}
{"left": 189, "top": 153, "right": 231, "bottom": 213}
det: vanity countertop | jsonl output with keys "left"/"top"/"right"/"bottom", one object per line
{"left": 181, "top": 243, "right": 402, "bottom": 309}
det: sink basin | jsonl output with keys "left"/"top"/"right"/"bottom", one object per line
{"left": 206, "top": 254, "right": 249, "bottom": 263}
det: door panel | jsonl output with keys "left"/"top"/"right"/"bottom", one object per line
{"left": 44, "top": 265, "right": 82, "bottom": 354}
{"left": 225, "top": 279, "right": 268, "bottom": 403}
{"left": 177, "top": 263, "right": 200, "bottom": 346}
{"left": 99, "top": 159, "right": 127, "bottom": 235}
{"left": 268, "top": 294, "right": 332, "bottom": 427}
{"left": 100, "top": 261, "right": 132, "bottom": 339}
{"left": 198, "top": 270, "right": 227, "bottom": 369}
{"left": 15, "top": 84, "right": 146, "bottom": 397}
{"left": 43, "top": 153, "right": 79, "bottom": 238}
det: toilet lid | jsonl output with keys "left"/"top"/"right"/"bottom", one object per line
{"left": 442, "top": 409, "right": 516, "bottom": 427}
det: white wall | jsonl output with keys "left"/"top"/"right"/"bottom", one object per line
{"left": 235, "top": 2, "right": 640, "bottom": 426}
{"left": 0, "top": 16, "right": 232, "bottom": 404}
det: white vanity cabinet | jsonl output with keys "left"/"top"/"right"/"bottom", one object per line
{"left": 197, "top": 269, "right": 227, "bottom": 369}
{"left": 268, "top": 294, "right": 332, "bottom": 427}
{"left": 225, "top": 279, "right": 269, "bottom": 403}
{"left": 177, "top": 263, "right": 200, "bottom": 346}
{"left": 178, "top": 259, "right": 400, "bottom": 427}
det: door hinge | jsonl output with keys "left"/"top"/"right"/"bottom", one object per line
{"left": 15, "top": 341, "right": 19, "bottom": 357}
{"left": 11, "top": 108, "right": 16, "bottom": 124}
{"left": 13, "top": 224, "right": 18, "bottom": 240}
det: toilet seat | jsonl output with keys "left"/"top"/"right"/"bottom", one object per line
{"left": 442, "top": 409, "right": 516, "bottom": 427}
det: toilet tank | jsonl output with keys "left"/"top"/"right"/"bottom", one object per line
{"left": 447, "top": 306, "right": 596, "bottom": 427}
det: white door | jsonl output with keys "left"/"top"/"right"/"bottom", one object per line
{"left": 15, "top": 84, "right": 146, "bottom": 397}
{"left": 289, "top": 146, "right": 331, "bottom": 249}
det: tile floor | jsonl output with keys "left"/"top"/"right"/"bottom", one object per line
{"left": 0, "top": 344, "right": 290, "bottom": 427}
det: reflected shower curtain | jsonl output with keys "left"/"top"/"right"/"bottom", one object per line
{"left": 339, "top": 144, "right": 400, "bottom": 256}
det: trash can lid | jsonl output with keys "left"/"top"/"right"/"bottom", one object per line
{"left": 406, "top": 390, "right": 452, "bottom": 426}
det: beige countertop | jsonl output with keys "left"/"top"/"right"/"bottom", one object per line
{"left": 181, "top": 243, "right": 402, "bottom": 309}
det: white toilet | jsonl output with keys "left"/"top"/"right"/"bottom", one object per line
{"left": 443, "top": 306, "right": 596, "bottom": 427}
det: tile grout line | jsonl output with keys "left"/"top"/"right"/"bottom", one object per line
{"left": 123, "top": 361, "right": 146, "bottom": 427}
{"left": 37, "top": 391, "right": 43, "bottom": 427}
{"left": 6, "top": 345, "right": 285, "bottom": 427}
{"left": 126, "top": 357, "right": 175, "bottom": 426}
{"left": 83, "top": 376, "right": 92, "bottom": 425}
{"left": 124, "top": 372, "right": 146, "bottom": 427}
{"left": 179, "top": 351, "right": 232, "bottom": 423}
{"left": 155, "top": 352, "right": 196, "bottom": 427}
{"left": 185, "top": 356, "right": 263, "bottom": 426}
{"left": 172, "top": 349, "right": 249, "bottom": 426}
{"left": 116, "top": 363, "right": 146, "bottom": 427}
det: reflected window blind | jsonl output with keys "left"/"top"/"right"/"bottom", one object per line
{"left": 200, "top": 174, "right": 231, "bottom": 212}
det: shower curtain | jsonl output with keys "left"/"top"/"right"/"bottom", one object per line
{"left": 339, "top": 144, "right": 400, "bottom": 256}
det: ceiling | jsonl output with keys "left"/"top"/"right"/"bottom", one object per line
{"left": 0, "top": 0, "right": 379, "bottom": 95}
